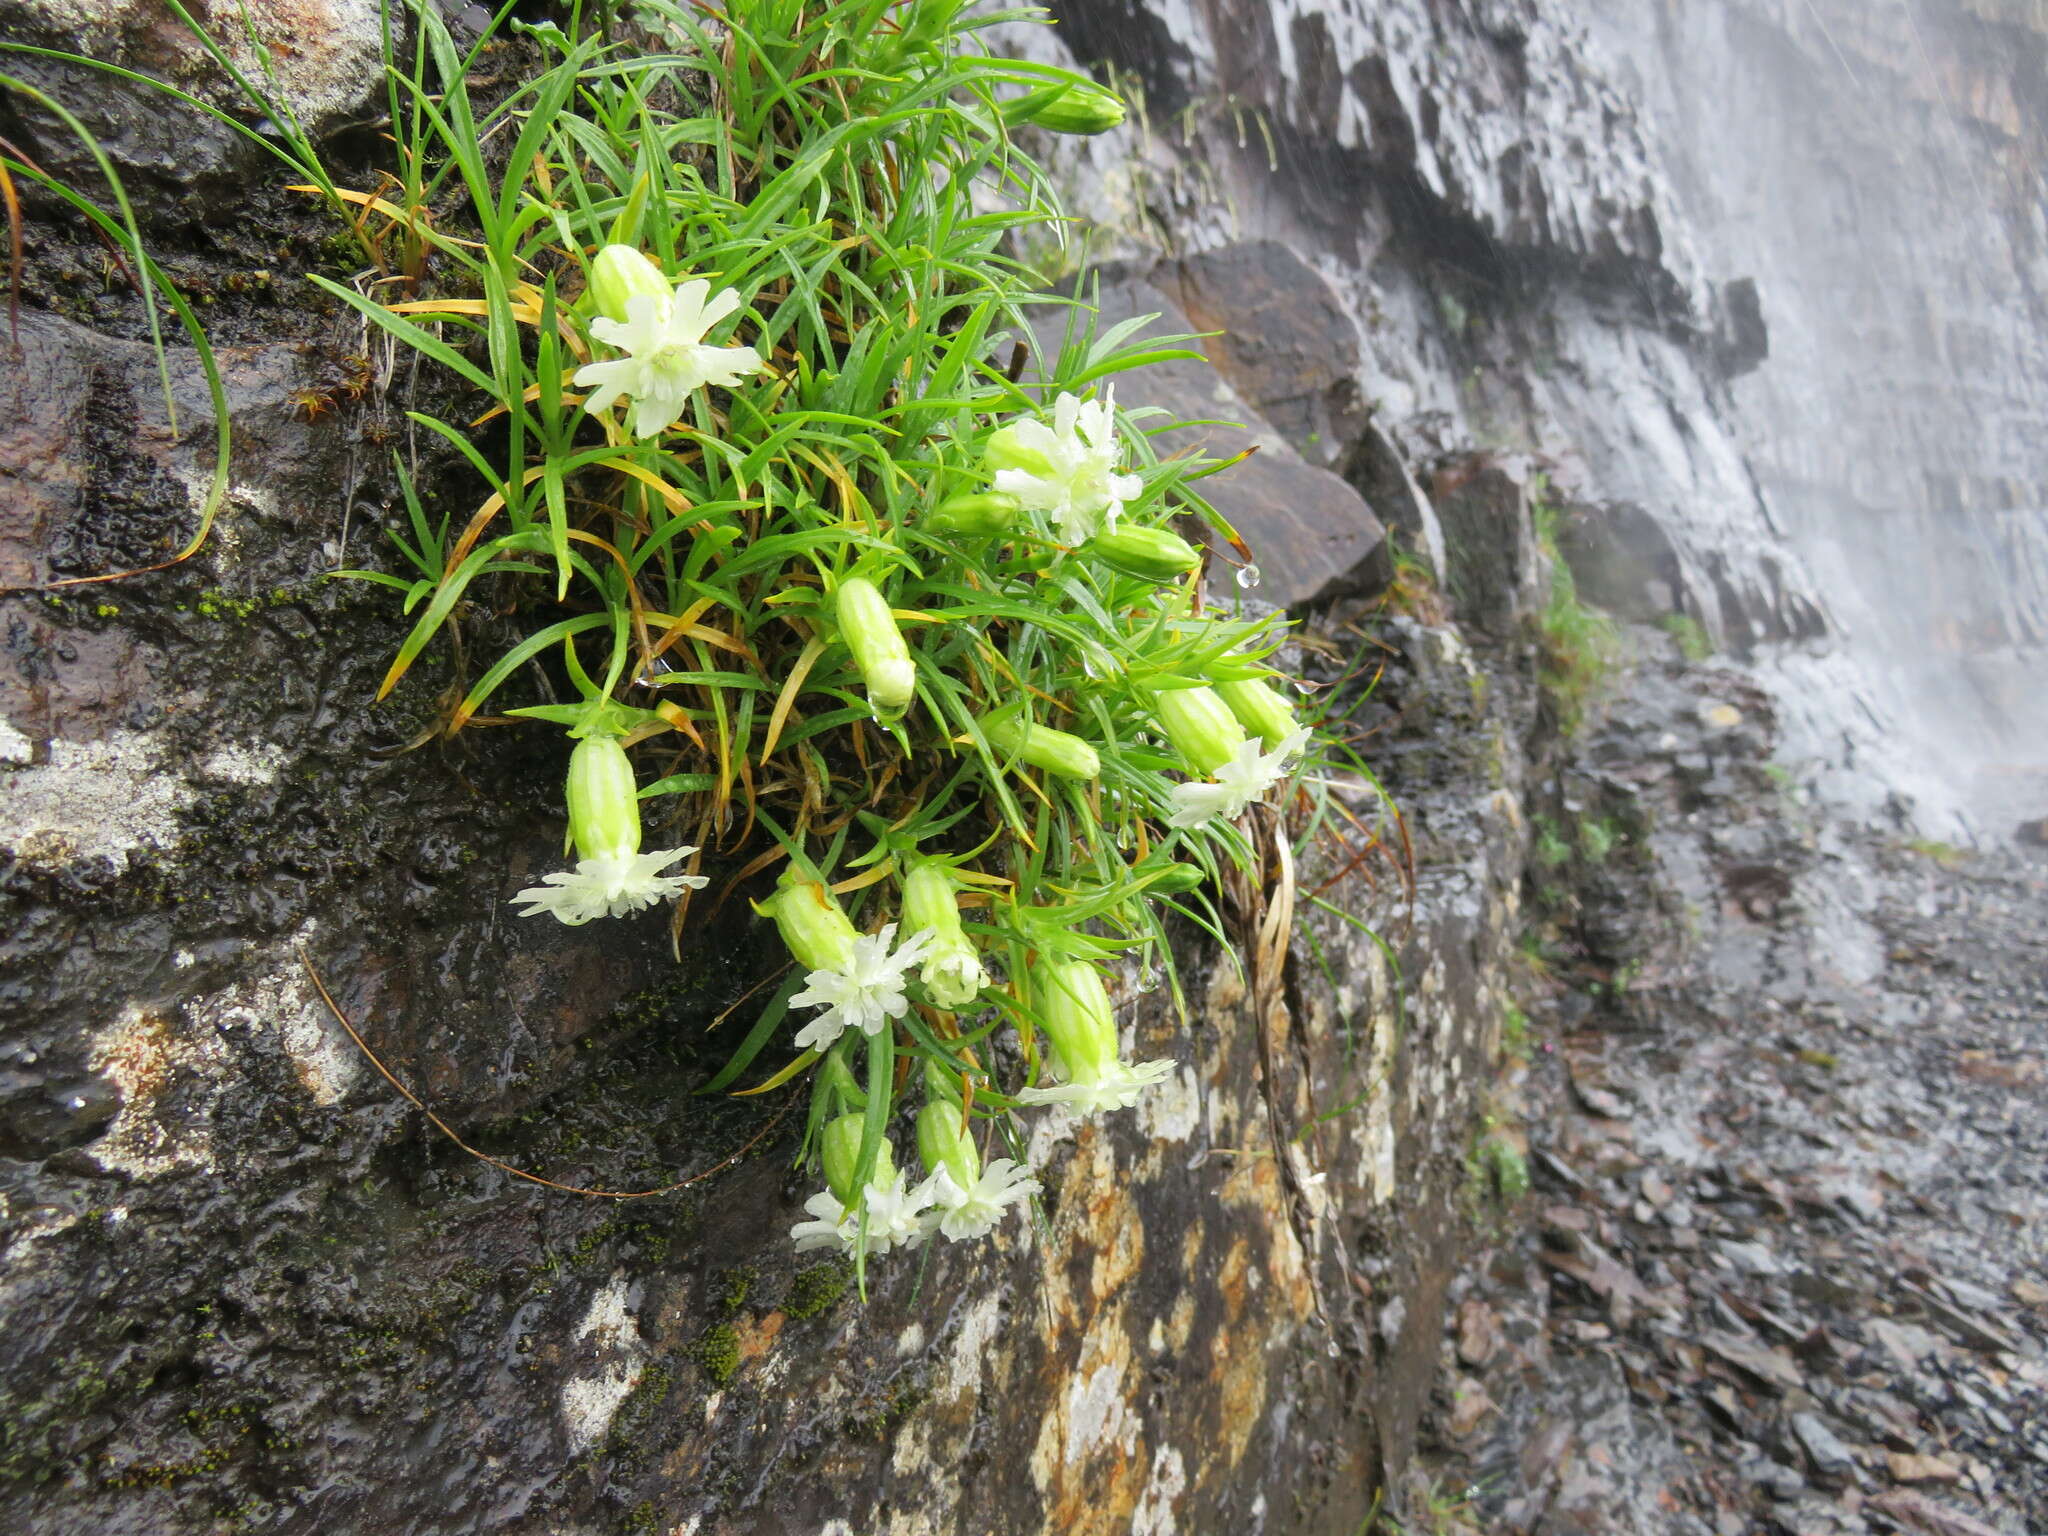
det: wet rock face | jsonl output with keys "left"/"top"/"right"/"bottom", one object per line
{"left": 1049, "top": 0, "right": 1700, "bottom": 300}
{"left": 1414, "top": 644, "right": 2048, "bottom": 1535}
{"left": 0, "top": 31, "right": 1547, "bottom": 1536}
{"left": 0, "top": 291, "right": 1529, "bottom": 1529}
{"left": 0, "top": 1, "right": 386, "bottom": 225}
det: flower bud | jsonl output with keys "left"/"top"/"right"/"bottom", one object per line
{"left": 926, "top": 490, "right": 1020, "bottom": 536}
{"left": 1139, "top": 859, "right": 1207, "bottom": 895}
{"left": 1088, "top": 526, "right": 1200, "bottom": 583}
{"left": 981, "top": 711, "right": 1101, "bottom": 782}
{"left": 982, "top": 424, "right": 1057, "bottom": 480}
{"left": 1152, "top": 684, "right": 1248, "bottom": 776}
{"left": 586, "top": 244, "right": 672, "bottom": 325}
{"left": 565, "top": 733, "right": 643, "bottom": 862}
{"left": 1034, "top": 959, "right": 1118, "bottom": 1081}
{"left": 754, "top": 872, "right": 859, "bottom": 974}
{"left": 902, "top": 859, "right": 989, "bottom": 1009}
{"left": 1002, "top": 79, "right": 1127, "bottom": 136}
{"left": 835, "top": 576, "right": 917, "bottom": 718}
{"left": 822, "top": 1111, "right": 891, "bottom": 1206}
{"left": 915, "top": 1099, "right": 979, "bottom": 1193}
{"left": 1215, "top": 677, "right": 1300, "bottom": 750}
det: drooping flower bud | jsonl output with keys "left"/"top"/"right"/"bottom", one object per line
{"left": 926, "top": 490, "right": 1021, "bottom": 536}
{"left": 754, "top": 872, "right": 860, "bottom": 974}
{"left": 1002, "top": 79, "right": 1128, "bottom": 135}
{"left": 901, "top": 859, "right": 989, "bottom": 1010}
{"left": 565, "top": 733, "right": 644, "bottom": 861}
{"left": 586, "top": 244, "right": 673, "bottom": 325}
{"left": 915, "top": 1099, "right": 979, "bottom": 1194}
{"left": 1087, "top": 526, "right": 1201, "bottom": 583}
{"left": 981, "top": 711, "right": 1102, "bottom": 782}
{"left": 1215, "top": 677, "right": 1300, "bottom": 750}
{"left": 1152, "top": 684, "right": 1248, "bottom": 776}
{"left": 835, "top": 576, "right": 917, "bottom": 718}
{"left": 821, "top": 1111, "right": 888, "bottom": 1206}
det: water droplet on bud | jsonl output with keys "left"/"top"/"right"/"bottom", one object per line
{"left": 1137, "top": 967, "right": 1160, "bottom": 993}
{"left": 1235, "top": 563, "right": 1261, "bottom": 590}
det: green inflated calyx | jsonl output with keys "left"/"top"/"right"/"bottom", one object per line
{"left": 586, "top": 244, "right": 671, "bottom": 325}
{"left": 565, "top": 733, "right": 643, "bottom": 861}
{"left": 1001, "top": 79, "right": 1127, "bottom": 136}
{"left": 982, "top": 423, "right": 1057, "bottom": 479}
{"left": 1215, "top": 677, "right": 1299, "bottom": 749}
{"left": 927, "top": 490, "right": 1020, "bottom": 536}
{"left": 1035, "top": 958, "right": 1117, "bottom": 1081}
{"left": 981, "top": 711, "right": 1101, "bottom": 782}
{"left": 1087, "top": 526, "right": 1200, "bottom": 583}
{"left": 915, "top": 1099, "right": 979, "bottom": 1192}
{"left": 835, "top": 576, "right": 916, "bottom": 718}
{"left": 1152, "top": 684, "right": 1248, "bottom": 776}
{"left": 754, "top": 872, "right": 859, "bottom": 973}
{"left": 822, "top": 1112, "right": 888, "bottom": 1206}
{"left": 901, "top": 859, "right": 987, "bottom": 1010}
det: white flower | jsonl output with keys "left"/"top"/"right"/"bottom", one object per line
{"left": 789, "top": 923, "right": 939, "bottom": 1052}
{"left": 1165, "top": 726, "right": 1312, "bottom": 828}
{"left": 788, "top": 1171, "right": 940, "bottom": 1256}
{"left": 990, "top": 389, "right": 1144, "bottom": 544}
{"left": 790, "top": 1187, "right": 853, "bottom": 1253}
{"left": 920, "top": 940, "right": 990, "bottom": 1012}
{"left": 925, "top": 1159, "right": 1040, "bottom": 1241}
{"left": 1015, "top": 1055, "right": 1179, "bottom": 1113}
{"left": 574, "top": 278, "right": 767, "bottom": 438}
{"left": 861, "top": 1168, "right": 941, "bottom": 1252}
{"left": 511, "top": 847, "right": 707, "bottom": 925}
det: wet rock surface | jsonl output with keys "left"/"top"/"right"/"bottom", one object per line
{"left": 8, "top": 0, "right": 2048, "bottom": 1530}
{"left": 1410, "top": 649, "right": 2048, "bottom": 1535}
{"left": 0, "top": 51, "right": 1521, "bottom": 1530}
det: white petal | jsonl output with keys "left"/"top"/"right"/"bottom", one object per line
{"left": 629, "top": 392, "right": 685, "bottom": 439}
{"left": 1166, "top": 779, "right": 1242, "bottom": 828}
{"left": 690, "top": 343, "right": 764, "bottom": 390}
{"left": 1016, "top": 1057, "right": 1176, "bottom": 1113}
{"left": 572, "top": 356, "right": 637, "bottom": 416}
{"left": 993, "top": 466, "right": 1060, "bottom": 512}
{"left": 666, "top": 277, "right": 713, "bottom": 340}
{"left": 695, "top": 283, "right": 744, "bottom": 329}
{"left": 1051, "top": 391, "right": 1081, "bottom": 441}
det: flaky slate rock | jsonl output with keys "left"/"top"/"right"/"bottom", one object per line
{"left": 1168, "top": 240, "right": 1368, "bottom": 467}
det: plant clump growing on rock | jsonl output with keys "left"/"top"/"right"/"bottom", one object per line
{"left": 75, "top": 0, "right": 1384, "bottom": 1287}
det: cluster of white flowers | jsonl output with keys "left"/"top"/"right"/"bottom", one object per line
{"left": 789, "top": 1159, "right": 1044, "bottom": 1256}
{"left": 500, "top": 258, "right": 1315, "bottom": 1273}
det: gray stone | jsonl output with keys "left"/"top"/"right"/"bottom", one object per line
{"left": 1432, "top": 458, "right": 1544, "bottom": 636}
{"left": 1168, "top": 239, "right": 1367, "bottom": 466}
{"left": 1789, "top": 1411, "right": 1856, "bottom": 1484}
{"left": 1554, "top": 499, "right": 1686, "bottom": 625}
{"left": 1061, "top": 267, "right": 1390, "bottom": 609}
{"left": 0, "top": 0, "right": 385, "bottom": 221}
